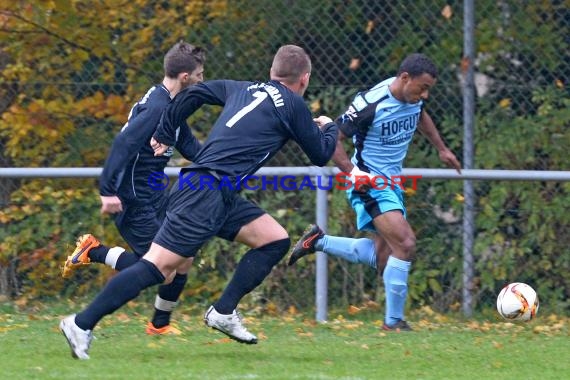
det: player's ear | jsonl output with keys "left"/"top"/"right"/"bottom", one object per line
{"left": 300, "top": 72, "right": 310, "bottom": 88}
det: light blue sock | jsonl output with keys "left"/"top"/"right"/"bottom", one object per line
{"left": 383, "top": 255, "right": 411, "bottom": 325}
{"left": 315, "top": 235, "right": 376, "bottom": 269}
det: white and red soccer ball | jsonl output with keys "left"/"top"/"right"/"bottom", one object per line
{"left": 496, "top": 282, "right": 539, "bottom": 322}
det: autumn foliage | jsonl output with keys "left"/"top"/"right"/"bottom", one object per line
{"left": 0, "top": 1, "right": 569, "bottom": 315}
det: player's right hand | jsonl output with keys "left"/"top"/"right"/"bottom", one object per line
{"left": 100, "top": 195, "right": 123, "bottom": 214}
{"left": 348, "top": 167, "right": 376, "bottom": 191}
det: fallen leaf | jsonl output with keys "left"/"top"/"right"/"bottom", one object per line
{"left": 492, "top": 341, "right": 503, "bottom": 349}
{"left": 348, "top": 305, "right": 360, "bottom": 315}
{"left": 287, "top": 305, "right": 298, "bottom": 315}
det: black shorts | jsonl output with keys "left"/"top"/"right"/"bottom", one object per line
{"left": 153, "top": 173, "right": 265, "bottom": 258}
{"left": 114, "top": 196, "right": 168, "bottom": 257}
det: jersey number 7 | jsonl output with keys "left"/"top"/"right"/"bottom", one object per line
{"left": 226, "top": 91, "right": 268, "bottom": 128}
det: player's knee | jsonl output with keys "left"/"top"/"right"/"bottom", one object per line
{"left": 272, "top": 237, "right": 291, "bottom": 258}
{"left": 176, "top": 258, "right": 194, "bottom": 274}
{"left": 400, "top": 235, "right": 416, "bottom": 260}
{"left": 261, "top": 237, "right": 291, "bottom": 266}
{"left": 162, "top": 271, "right": 176, "bottom": 285}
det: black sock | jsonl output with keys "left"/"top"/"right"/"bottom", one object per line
{"left": 115, "top": 253, "right": 141, "bottom": 271}
{"left": 75, "top": 259, "right": 165, "bottom": 330}
{"left": 151, "top": 273, "right": 188, "bottom": 328}
{"left": 213, "top": 238, "right": 290, "bottom": 314}
{"left": 88, "top": 245, "right": 110, "bottom": 264}
{"left": 89, "top": 245, "right": 138, "bottom": 270}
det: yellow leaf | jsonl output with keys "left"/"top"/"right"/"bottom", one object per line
{"left": 441, "top": 5, "right": 453, "bottom": 19}
{"left": 499, "top": 98, "right": 511, "bottom": 108}
{"left": 365, "top": 20, "right": 375, "bottom": 34}
{"left": 310, "top": 99, "right": 320, "bottom": 113}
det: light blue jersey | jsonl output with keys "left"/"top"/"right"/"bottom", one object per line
{"left": 337, "top": 77, "right": 422, "bottom": 179}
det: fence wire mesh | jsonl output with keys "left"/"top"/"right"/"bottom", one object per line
{"left": 0, "top": 1, "right": 569, "bottom": 316}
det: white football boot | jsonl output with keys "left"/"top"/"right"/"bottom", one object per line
{"left": 204, "top": 306, "right": 258, "bottom": 344}
{"left": 60, "top": 314, "right": 93, "bottom": 359}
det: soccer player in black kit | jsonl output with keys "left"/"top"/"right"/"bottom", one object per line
{"left": 60, "top": 44, "right": 338, "bottom": 359}
{"left": 61, "top": 42, "right": 205, "bottom": 336}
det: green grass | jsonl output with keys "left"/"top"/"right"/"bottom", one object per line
{"left": 0, "top": 307, "right": 568, "bottom": 380}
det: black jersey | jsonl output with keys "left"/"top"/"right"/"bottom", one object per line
{"left": 99, "top": 84, "right": 201, "bottom": 206}
{"left": 154, "top": 80, "right": 338, "bottom": 180}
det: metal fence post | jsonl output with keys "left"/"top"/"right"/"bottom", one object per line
{"left": 315, "top": 171, "right": 329, "bottom": 322}
{"left": 462, "top": 0, "right": 476, "bottom": 317}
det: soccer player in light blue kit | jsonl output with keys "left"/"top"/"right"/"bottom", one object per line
{"left": 288, "top": 53, "right": 462, "bottom": 331}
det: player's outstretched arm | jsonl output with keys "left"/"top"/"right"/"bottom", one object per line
{"left": 331, "top": 129, "right": 353, "bottom": 173}
{"left": 291, "top": 107, "right": 338, "bottom": 166}
{"left": 153, "top": 81, "right": 225, "bottom": 147}
{"left": 417, "top": 110, "right": 462, "bottom": 174}
{"left": 331, "top": 129, "right": 374, "bottom": 185}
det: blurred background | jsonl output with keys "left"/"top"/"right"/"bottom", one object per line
{"left": 0, "top": 1, "right": 568, "bottom": 317}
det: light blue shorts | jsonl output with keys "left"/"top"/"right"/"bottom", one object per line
{"left": 346, "top": 184, "right": 407, "bottom": 232}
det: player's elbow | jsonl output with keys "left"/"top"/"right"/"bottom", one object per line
{"left": 310, "top": 154, "right": 332, "bottom": 167}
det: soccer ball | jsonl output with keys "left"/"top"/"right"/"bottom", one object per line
{"left": 496, "top": 282, "right": 539, "bottom": 321}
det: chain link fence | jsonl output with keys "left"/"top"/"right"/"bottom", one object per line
{"left": 1, "top": 1, "right": 569, "bottom": 316}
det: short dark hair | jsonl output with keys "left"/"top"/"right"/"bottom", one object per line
{"left": 397, "top": 53, "right": 438, "bottom": 79}
{"left": 164, "top": 41, "right": 206, "bottom": 78}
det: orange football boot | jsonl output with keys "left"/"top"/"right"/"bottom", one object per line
{"left": 145, "top": 321, "right": 181, "bottom": 336}
{"left": 61, "top": 234, "right": 100, "bottom": 278}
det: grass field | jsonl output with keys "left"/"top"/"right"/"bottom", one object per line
{"left": 0, "top": 303, "right": 568, "bottom": 380}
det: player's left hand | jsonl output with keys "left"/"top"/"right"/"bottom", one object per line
{"left": 439, "top": 149, "right": 462, "bottom": 174}
{"left": 150, "top": 137, "right": 169, "bottom": 156}
{"left": 313, "top": 115, "right": 333, "bottom": 129}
